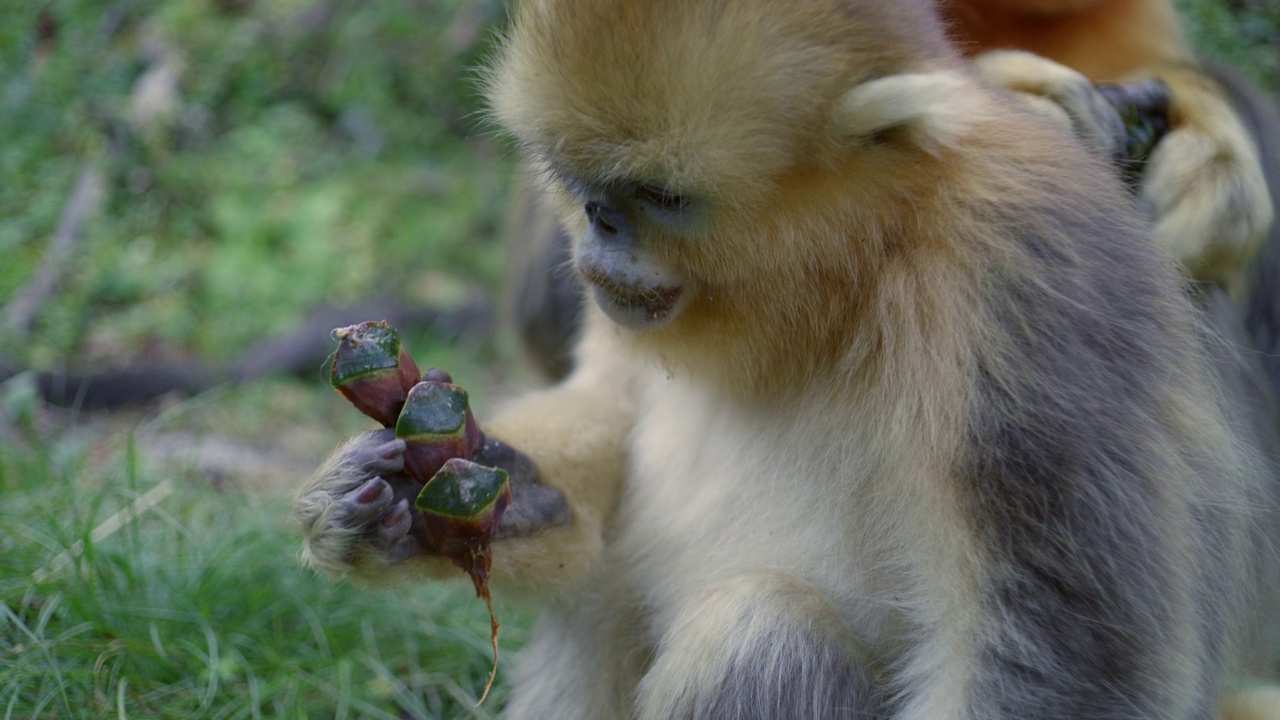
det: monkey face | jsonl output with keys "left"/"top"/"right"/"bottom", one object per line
{"left": 487, "top": 0, "right": 966, "bottom": 380}
{"left": 576, "top": 200, "right": 689, "bottom": 329}
{"left": 549, "top": 177, "right": 696, "bottom": 329}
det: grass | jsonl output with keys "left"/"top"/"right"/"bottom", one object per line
{"left": 1, "top": 394, "right": 529, "bottom": 719}
{"left": 0, "top": 0, "right": 512, "bottom": 369}
{"left": 2, "top": 3, "right": 530, "bottom": 709}
{"left": 1, "top": 0, "right": 1278, "bottom": 717}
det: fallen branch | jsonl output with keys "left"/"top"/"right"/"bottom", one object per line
{"left": 6, "top": 162, "right": 106, "bottom": 334}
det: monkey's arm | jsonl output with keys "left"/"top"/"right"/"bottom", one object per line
{"left": 961, "top": 2, "right": 1273, "bottom": 293}
{"left": 1136, "top": 63, "right": 1272, "bottom": 291}
{"left": 293, "top": 310, "right": 637, "bottom": 597}
{"left": 477, "top": 310, "right": 638, "bottom": 596}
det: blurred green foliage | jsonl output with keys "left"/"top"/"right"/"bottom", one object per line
{"left": 1176, "top": 0, "right": 1279, "bottom": 92}
{"left": 1, "top": 0, "right": 510, "bottom": 369}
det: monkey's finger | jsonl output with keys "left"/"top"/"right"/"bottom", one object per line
{"left": 369, "top": 499, "right": 426, "bottom": 563}
{"left": 333, "top": 477, "right": 396, "bottom": 528}
{"left": 381, "top": 534, "right": 425, "bottom": 564}
{"left": 369, "top": 438, "right": 407, "bottom": 473}
{"left": 344, "top": 429, "right": 407, "bottom": 477}
{"left": 372, "top": 498, "right": 415, "bottom": 548}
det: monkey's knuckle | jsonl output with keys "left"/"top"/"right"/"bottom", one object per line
{"left": 332, "top": 497, "right": 384, "bottom": 530}
{"left": 382, "top": 536, "right": 421, "bottom": 564}
{"left": 371, "top": 519, "right": 411, "bottom": 551}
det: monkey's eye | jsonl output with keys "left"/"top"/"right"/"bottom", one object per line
{"left": 635, "top": 184, "right": 689, "bottom": 213}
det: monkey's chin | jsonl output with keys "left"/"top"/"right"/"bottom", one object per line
{"left": 588, "top": 280, "right": 687, "bottom": 330}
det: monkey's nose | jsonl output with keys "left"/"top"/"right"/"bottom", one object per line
{"left": 584, "top": 201, "right": 626, "bottom": 236}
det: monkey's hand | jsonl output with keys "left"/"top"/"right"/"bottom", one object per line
{"left": 973, "top": 50, "right": 1274, "bottom": 292}
{"left": 294, "top": 429, "right": 429, "bottom": 579}
{"left": 293, "top": 427, "right": 569, "bottom": 581}
{"left": 973, "top": 49, "right": 1127, "bottom": 160}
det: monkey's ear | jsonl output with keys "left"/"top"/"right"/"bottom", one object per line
{"left": 835, "top": 71, "right": 985, "bottom": 156}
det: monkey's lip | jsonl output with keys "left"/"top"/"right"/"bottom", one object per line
{"left": 581, "top": 270, "right": 686, "bottom": 329}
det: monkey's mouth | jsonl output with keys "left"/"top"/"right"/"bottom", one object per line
{"left": 581, "top": 269, "right": 686, "bottom": 329}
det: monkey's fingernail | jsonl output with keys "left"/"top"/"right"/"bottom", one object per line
{"left": 376, "top": 439, "right": 406, "bottom": 459}
{"left": 355, "top": 478, "right": 384, "bottom": 504}
{"left": 423, "top": 367, "right": 454, "bottom": 384}
{"left": 382, "top": 499, "right": 410, "bottom": 527}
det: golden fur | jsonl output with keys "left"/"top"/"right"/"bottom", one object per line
{"left": 295, "top": 1, "right": 1280, "bottom": 717}
{"left": 947, "top": 0, "right": 1274, "bottom": 293}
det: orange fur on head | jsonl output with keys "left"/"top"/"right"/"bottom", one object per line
{"left": 486, "top": 0, "right": 1124, "bottom": 398}
{"left": 487, "top": 0, "right": 954, "bottom": 203}
{"left": 943, "top": 0, "right": 1188, "bottom": 79}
